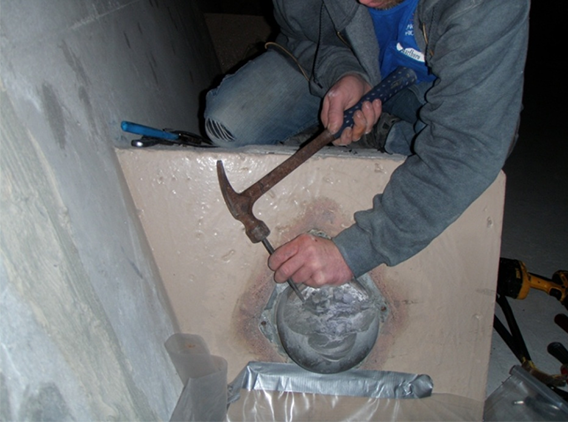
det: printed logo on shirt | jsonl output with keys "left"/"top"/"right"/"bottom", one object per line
{"left": 404, "top": 22, "right": 414, "bottom": 37}
{"left": 396, "top": 42, "right": 425, "bottom": 62}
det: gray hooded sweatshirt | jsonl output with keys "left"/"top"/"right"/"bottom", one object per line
{"left": 271, "top": 0, "right": 529, "bottom": 277}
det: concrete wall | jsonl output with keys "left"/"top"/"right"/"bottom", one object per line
{"left": 0, "top": 0, "right": 219, "bottom": 420}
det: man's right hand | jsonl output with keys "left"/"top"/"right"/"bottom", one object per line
{"left": 321, "top": 74, "right": 383, "bottom": 146}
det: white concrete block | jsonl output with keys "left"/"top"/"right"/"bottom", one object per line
{"left": 117, "top": 145, "right": 505, "bottom": 404}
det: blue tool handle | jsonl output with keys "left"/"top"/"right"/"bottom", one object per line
{"left": 121, "top": 121, "right": 179, "bottom": 141}
{"left": 337, "top": 67, "right": 417, "bottom": 138}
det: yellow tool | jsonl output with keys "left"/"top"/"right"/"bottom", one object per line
{"left": 498, "top": 258, "right": 568, "bottom": 308}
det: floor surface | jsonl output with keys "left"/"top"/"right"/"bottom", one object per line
{"left": 202, "top": 2, "right": 568, "bottom": 399}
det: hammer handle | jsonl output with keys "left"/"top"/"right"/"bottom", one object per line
{"left": 242, "top": 67, "right": 417, "bottom": 202}
{"left": 339, "top": 67, "right": 417, "bottom": 135}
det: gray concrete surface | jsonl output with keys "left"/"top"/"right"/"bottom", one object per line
{"left": 0, "top": 1, "right": 219, "bottom": 420}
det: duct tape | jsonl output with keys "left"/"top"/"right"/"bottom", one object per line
{"left": 227, "top": 361, "right": 433, "bottom": 404}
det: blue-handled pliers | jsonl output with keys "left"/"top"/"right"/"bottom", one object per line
{"left": 121, "top": 121, "right": 216, "bottom": 148}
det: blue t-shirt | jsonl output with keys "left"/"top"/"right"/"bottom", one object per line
{"left": 368, "top": 0, "right": 435, "bottom": 83}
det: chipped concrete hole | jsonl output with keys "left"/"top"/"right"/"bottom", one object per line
{"left": 260, "top": 272, "right": 389, "bottom": 374}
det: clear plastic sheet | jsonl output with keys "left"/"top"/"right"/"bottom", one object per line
{"left": 484, "top": 365, "right": 568, "bottom": 421}
{"left": 226, "top": 362, "right": 482, "bottom": 421}
{"left": 166, "top": 334, "right": 228, "bottom": 422}
{"left": 227, "top": 389, "right": 482, "bottom": 421}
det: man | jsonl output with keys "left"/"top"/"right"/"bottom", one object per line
{"left": 204, "top": 0, "right": 529, "bottom": 288}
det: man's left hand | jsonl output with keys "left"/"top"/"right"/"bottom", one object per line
{"left": 267, "top": 233, "right": 354, "bottom": 287}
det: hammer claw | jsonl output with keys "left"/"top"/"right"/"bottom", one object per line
{"left": 216, "top": 160, "right": 270, "bottom": 243}
{"left": 216, "top": 160, "right": 237, "bottom": 217}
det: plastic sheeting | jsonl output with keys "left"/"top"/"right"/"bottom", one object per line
{"left": 167, "top": 334, "right": 228, "bottom": 422}
{"left": 227, "top": 390, "right": 482, "bottom": 421}
{"left": 166, "top": 340, "right": 484, "bottom": 422}
{"left": 484, "top": 366, "right": 568, "bottom": 421}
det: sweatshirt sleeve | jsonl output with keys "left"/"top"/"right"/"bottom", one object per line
{"left": 333, "top": 0, "right": 529, "bottom": 277}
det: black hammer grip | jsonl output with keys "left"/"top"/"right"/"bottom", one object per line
{"left": 338, "top": 67, "right": 417, "bottom": 137}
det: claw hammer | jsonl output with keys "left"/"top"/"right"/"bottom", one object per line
{"left": 217, "top": 67, "right": 417, "bottom": 300}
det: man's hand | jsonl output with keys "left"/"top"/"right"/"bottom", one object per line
{"left": 321, "top": 74, "right": 383, "bottom": 146}
{"left": 268, "top": 233, "right": 354, "bottom": 288}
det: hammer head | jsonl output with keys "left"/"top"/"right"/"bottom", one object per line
{"left": 216, "top": 160, "right": 270, "bottom": 243}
